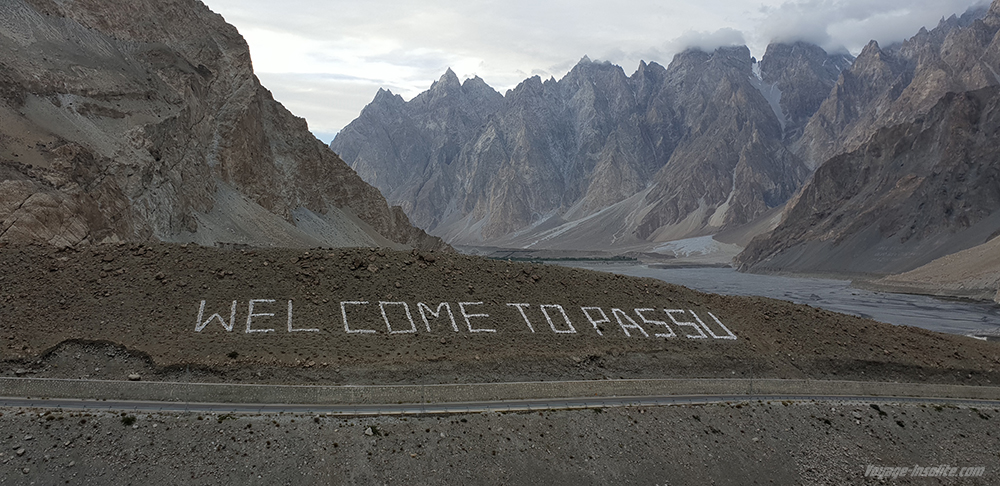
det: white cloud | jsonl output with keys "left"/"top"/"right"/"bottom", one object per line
{"left": 665, "top": 28, "right": 748, "bottom": 55}
{"left": 756, "top": 0, "right": 990, "bottom": 53}
{"left": 202, "top": 0, "right": 988, "bottom": 135}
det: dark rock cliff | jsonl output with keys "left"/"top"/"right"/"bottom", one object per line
{"left": 0, "top": 0, "right": 447, "bottom": 251}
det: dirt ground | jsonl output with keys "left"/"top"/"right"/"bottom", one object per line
{"left": 2, "top": 242, "right": 1000, "bottom": 485}
{"left": 0, "top": 242, "right": 998, "bottom": 386}
{"left": 0, "top": 401, "right": 996, "bottom": 485}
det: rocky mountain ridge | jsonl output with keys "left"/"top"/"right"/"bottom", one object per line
{"left": 333, "top": 45, "right": 850, "bottom": 249}
{"left": 796, "top": 3, "right": 998, "bottom": 168}
{"left": 737, "top": 1, "right": 1000, "bottom": 283}
{"left": 0, "top": 0, "right": 446, "bottom": 251}
{"left": 334, "top": 1, "right": 1000, "bottom": 294}
{"left": 736, "top": 86, "right": 1000, "bottom": 276}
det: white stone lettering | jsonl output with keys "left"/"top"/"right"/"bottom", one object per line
{"left": 417, "top": 302, "right": 458, "bottom": 332}
{"left": 507, "top": 303, "right": 535, "bottom": 332}
{"left": 580, "top": 307, "right": 608, "bottom": 336}
{"left": 664, "top": 309, "right": 707, "bottom": 339}
{"left": 245, "top": 299, "right": 276, "bottom": 333}
{"left": 341, "top": 301, "right": 375, "bottom": 334}
{"left": 612, "top": 308, "right": 649, "bottom": 338}
{"left": 540, "top": 305, "right": 576, "bottom": 334}
{"left": 698, "top": 311, "right": 738, "bottom": 340}
{"left": 634, "top": 308, "right": 675, "bottom": 338}
{"left": 195, "top": 300, "right": 237, "bottom": 332}
{"left": 287, "top": 300, "right": 319, "bottom": 332}
{"left": 190, "top": 298, "right": 737, "bottom": 341}
{"left": 380, "top": 301, "right": 416, "bottom": 334}
{"left": 459, "top": 302, "right": 494, "bottom": 333}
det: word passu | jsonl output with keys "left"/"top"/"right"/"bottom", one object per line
{"left": 194, "top": 300, "right": 737, "bottom": 339}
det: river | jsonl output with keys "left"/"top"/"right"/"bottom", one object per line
{"left": 561, "top": 263, "right": 1000, "bottom": 338}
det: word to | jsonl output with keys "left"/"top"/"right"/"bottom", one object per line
{"left": 865, "top": 465, "right": 986, "bottom": 479}
{"left": 194, "top": 299, "right": 737, "bottom": 339}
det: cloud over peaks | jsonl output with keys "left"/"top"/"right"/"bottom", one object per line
{"left": 667, "top": 28, "right": 748, "bottom": 54}
{"left": 757, "top": 0, "right": 990, "bottom": 53}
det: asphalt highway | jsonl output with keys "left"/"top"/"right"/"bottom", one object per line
{"left": 4, "top": 394, "right": 1000, "bottom": 415}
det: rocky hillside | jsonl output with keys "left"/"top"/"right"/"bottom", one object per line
{"left": 0, "top": 0, "right": 446, "bottom": 251}
{"left": 737, "top": 87, "right": 1000, "bottom": 276}
{"left": 797, "top": 3, "right": 997, "bottom": 168}
{"left": 332, "top": 45, "right": 850, "bottom": 249}
{"left": 737, "top": 2, "right": 1000, "bottom": 278}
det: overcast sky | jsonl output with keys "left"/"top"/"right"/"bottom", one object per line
{"left": 201, "top": 0, "right": 988, "bottom": 143}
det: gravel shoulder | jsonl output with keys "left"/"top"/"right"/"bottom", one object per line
{"left": 0, "top": 401, "right": 996, "bottom": 485}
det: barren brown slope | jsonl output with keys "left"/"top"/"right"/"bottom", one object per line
{"left": 864, "top": 236, "right": 1000, "bottom": 303}
{"left": 0, "top": 0, "right": 445, "bottom": 251}
{"left": 1, "top": 243, "right": 997, "bottom": 387}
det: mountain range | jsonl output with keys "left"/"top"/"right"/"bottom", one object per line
{"left": 333, "top": 44, "right": 852, "bottom": 249}
{"left": 333, "top": 1, "right": 1000, "bottom": 301}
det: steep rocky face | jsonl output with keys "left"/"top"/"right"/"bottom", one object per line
{"left": 633, "top": 47, "right": 808, "bottom": 242}
{"left": 451, "top": 58, "right": 669, "bottom": 243}
{"left": 334, "top": 44, "right": 854, "bottom": 248}
{"left": 736, "top": 86, "right": 1000, "bottom": 276}
{"left": 757, "top": 42, "right": 854, "bottom": 145}
{"left": 331, "top": 70, "right": 503, "bottom": 230}
{"left": 0, "top": 0, "right": 446, "bottom": 251}
{"left": 797, "top": 3, "right": 999, "bottom": 168}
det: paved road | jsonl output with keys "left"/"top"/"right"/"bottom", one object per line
{"left": 4, "top": 394, "right": 1000, "bottom": 416}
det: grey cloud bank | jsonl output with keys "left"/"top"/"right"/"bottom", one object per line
{"left": 201, "top": 0, "right": 988, "bottom": 136}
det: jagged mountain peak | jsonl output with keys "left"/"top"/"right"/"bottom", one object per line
{"left": 461, "top": 75, "right": 485, "bottom": 88}
{"left": 362, "top": 88, "right": 406, "bottom": 116}
{"left": 417, "top": 68, "right": 463, "bottom": 101}
{"left": 434, "top": 67, "right": 461, "bottom": 88}
{"left": 757, "top": 41, "right": 854, "bottom": 143}
{"left": 762, "top": 41, "right": 854, "bottom": 66}
{"left": 337, "top": 0, "right": 1000, "bottom": 256}
{"left": 669, "top": 45, "right": 753, "bottom": 75}
{"left": 507, "top": 75, "right": 547, "bottom": 98}
{"left": 372, "top": 87, "right": 403, "bottom": 102}
{"left": 562, "top": 58, "right": 629, "bottom": 90}
{"left": 858, "top": 39, "right": 884, "bottom": 57}
{"left": 631, "top": 59, "right": 667, "bottom": 86}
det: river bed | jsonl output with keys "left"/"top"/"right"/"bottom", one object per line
{"left": 562, "top": 263, "right": 1000, "bottom": 337}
